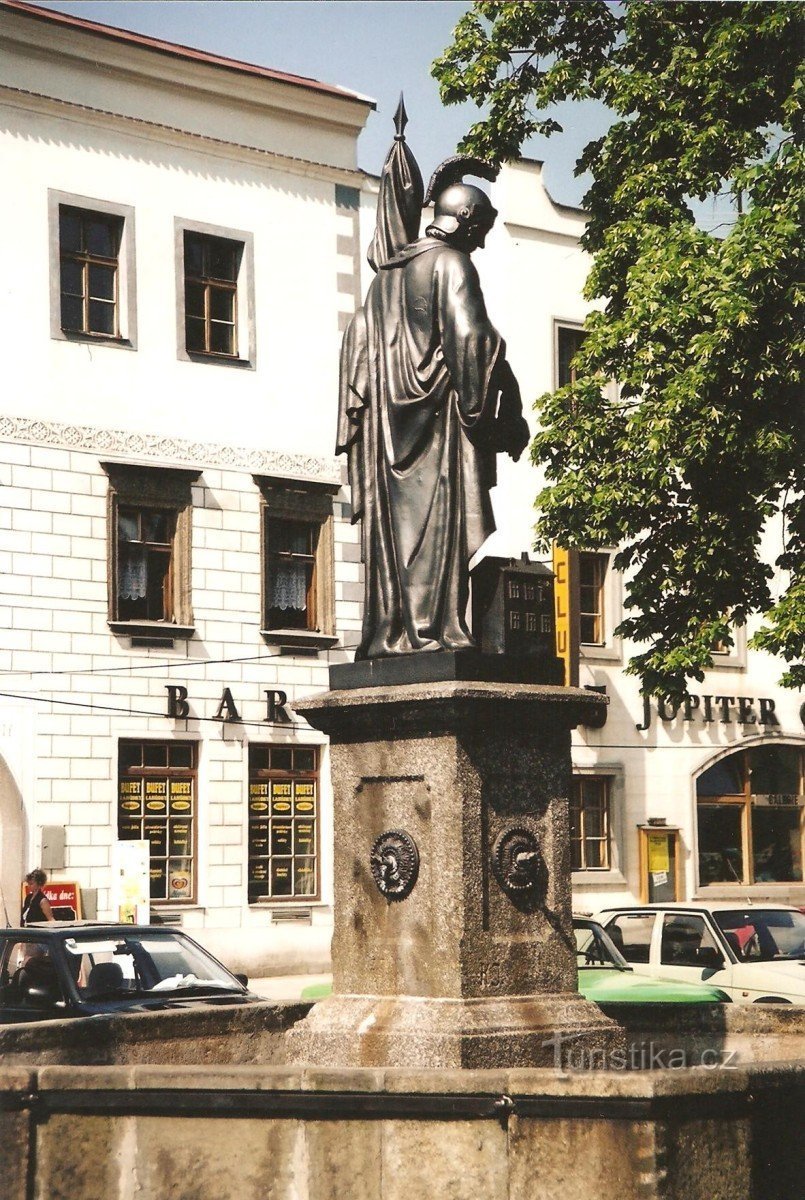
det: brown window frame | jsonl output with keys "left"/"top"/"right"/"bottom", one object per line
{"left": 118, "top": 740, "right": 198, "bottom": 906}
{"left": 59, "top": 205, "right": 123, "bottom": 339}
{"left": 265, "top": 516, "right": 319, "bottom": 633}
{"left": 115, "top": 505, "right": 176, "bottom": 624}
{"left": 255, "top": 476, "right": 339, "bottom": 651}
{"left": 570, "top": 776, "right": 611, "bottom": 871}
{"left": 102, "top": 462, "right": 200, "bottom": 642}
{"left": 696, "top": 746, "right": 805, "bottom": 888}
{"left": 579, "top": 551, "right": 607, "bottom": 646}
{"left": 183, "top": 231, "right": 241, "bottom": 359}
{"left": 248, "top": 744, "right": 320, "bottom": 904}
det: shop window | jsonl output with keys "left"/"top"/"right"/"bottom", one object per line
{"left": 118, "top": 740, "right": 196, "bottom": 904}
{"left": 698, "top": 806, "right": 744, "bottom": 884}
{"left": 255, "top": 476, "right": 339, "bottom": 650}
{"left": 175, "top": 218, "right": 255, "bottom": 366}
{"left": 248, "top": 745, "right": 319, "bottom": 903}
{"left": 570, "top": 776, "right": 610, "bottom": 870}
{"left": 48, "top": 191, "right": 137, "bottom": 348}
{"left": 102, "top": 462, "right": 200, "bottom": 642}
{"left": 696, "top": 745, "right": 804, "bottom": 887}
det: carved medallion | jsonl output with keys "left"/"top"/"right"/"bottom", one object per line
{"left": 370, "top": 830, "right": 420, "bottom": 901}
{"left": 491, "top": 827, "right": 544, "bottom": 898}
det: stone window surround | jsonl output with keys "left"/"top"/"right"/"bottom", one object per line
{"left": 254, "top": 474, "right": 339, "bottom": 652}
{"left": 174, "top": 216, "right": 256, "bottom": 369}
{"left": 48, "top": 189, "right": 137, "bottom": 349}
{"left": 571, "top": 762, "right": 627, "bottom": 888}
{"left": 102, "top": 460, "right": 201, "bottom": 643}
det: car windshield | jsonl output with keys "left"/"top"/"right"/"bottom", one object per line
{"left": 61, "top": 931, "right": 245, "bottom": 998}
{"left": 573, "top": 920, "right": 629, "bottom": 970}
{"left": 713, "top": 909, "right": 805, "bottom": 962}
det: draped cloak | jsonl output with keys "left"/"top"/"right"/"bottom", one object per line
{"left": 337, "top": 236, "right": 509, "bottom": 659}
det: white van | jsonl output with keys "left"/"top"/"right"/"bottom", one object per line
{"left": 596, "top": 902, "right": 805, "bottom": 1004}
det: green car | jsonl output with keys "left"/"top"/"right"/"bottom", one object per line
{"left": 300, "top": 917, "right": 729, "bottom": 1004}
{"left": 574, "top": 917, "right": 729, "bottom": 1003}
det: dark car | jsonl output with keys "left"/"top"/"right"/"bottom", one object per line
{"left": 0, "top": 923, "right": 259, "bottom": 1023}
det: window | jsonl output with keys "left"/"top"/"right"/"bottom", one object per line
{"left": 266, "top": 518, "right": 318, "bottom": 631}
{"left": 184, "top": 232, "right": 240, "bottom": 356}
{"left": 605, "top": 913, "right": 656, "bottom": 964}
{"left": 256, "top": 476, "right": 338, "bottom": 649}
{"left": 118, "top": 740, "right": 196, "bottom": 904}
{"left": 59, "top": 207, "right": 122, "bottom": 336}
{"left": 175, "top": 218, "right": 255, "bottom": 366}
{"left": 248, "top": 745, "right": 319, "bottom": 903}
{"left": 660, "top": 914, "right": 720, "bottom": 968}
{"left": 570, "top": 776, "right": 611, "bottom": 870}
{"left": 697, "top": 745, "right": 804, "bottom": 887}
{"left": 116, "top": 507, "right": 174, "bottom": 622}
{"left": 579, "top": 552, "right": 607, "bottom": 646}
{"left": 49, "top": 191, "right": 136, "bottom": 347}
{"left": 556, "top": 324, "right": 587, "bottom": 388}
{"left": 102, "top": 462, "right": 200, "bottom": 641}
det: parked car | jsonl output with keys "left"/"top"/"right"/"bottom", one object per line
{"left": 0, "top": 923, "right": 260, "bottom": 1023}
{"left": 299, "top": 917, "right": 729, "bottom": 1004}
{"left": 596, "top": 902, "right": 805, "bottom": 1004}
{"left": 572, "top": 917, "right": 729, "bottom": 1004}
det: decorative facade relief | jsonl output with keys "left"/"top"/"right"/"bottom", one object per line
{"left": 0, "top": 414, "right": 340, "bottom": 483}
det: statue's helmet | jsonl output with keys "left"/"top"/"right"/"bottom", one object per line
{"left": 428, "top": 182, "right": 498, "bottom": 238}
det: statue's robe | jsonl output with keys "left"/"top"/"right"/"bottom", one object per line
{"left": 337, "top": 236, "right": 510, "bottom": 659}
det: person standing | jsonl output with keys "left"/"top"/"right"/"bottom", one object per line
{"left": 21, "top": 869, "right": 54, "bottom": 925}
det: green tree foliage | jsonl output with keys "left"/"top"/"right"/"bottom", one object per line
{"left": 434, "top": 1, "right": 804, "bottom": 698}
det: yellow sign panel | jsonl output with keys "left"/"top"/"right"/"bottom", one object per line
{"left": 552, "top": 544, "right": 578, "bottom": 686}
{"left": 647, "top": 834, "right": 671, "bottom": 874}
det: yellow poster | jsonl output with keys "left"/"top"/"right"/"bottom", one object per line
{"left": 647, "top": 834, "right": 670, "bottom": 874}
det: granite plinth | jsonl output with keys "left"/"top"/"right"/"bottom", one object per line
{"left": 290, "top": 679, "right": 619, "bottom": 1068}
{"left": 286, "top": 992, "right": 623, "bottom": 1069}
{"left": 329, "top": 648, "right": 564, "bottom": 690}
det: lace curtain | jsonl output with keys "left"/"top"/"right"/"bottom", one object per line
{"left": 119, "top": 547, "right": 148, "bottom": 600}
{"left": 269, "top": 560, "right": 308, "bottom": 611}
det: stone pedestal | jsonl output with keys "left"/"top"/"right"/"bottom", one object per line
{"left": 287, "top": 679, "right": 622, "bottom": 1068}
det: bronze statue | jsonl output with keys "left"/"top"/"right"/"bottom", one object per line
{"left": 337, "top": 101, "right": 529, "bottom": 659}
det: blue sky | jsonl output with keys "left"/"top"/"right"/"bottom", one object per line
{"left": 25, "top": 0, "right": 611, "bottom": 207}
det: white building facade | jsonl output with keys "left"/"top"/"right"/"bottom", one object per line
{"left": 0, "top": 1, "right": 372, "bottom": 972}
{"left": 482, "top": 160, "right": 805, "bottom": 915}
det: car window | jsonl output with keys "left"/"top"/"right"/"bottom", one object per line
{"left": 574, "top": 921, "right": 625, "bottom": 969}
{"left": 713, "top": 909, "right": 805, "bottom": 961}
{"left": 605, "top": 914, "right": 655, "bottom": 963}
{"left": 62, "top": 932, "right": 242, "bottom": 996}
{"left": 0, "top": 941, "right": 63, "bottom": 1006}
{"left": 660, "top": 915, "right": 720, "bottom": 967}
